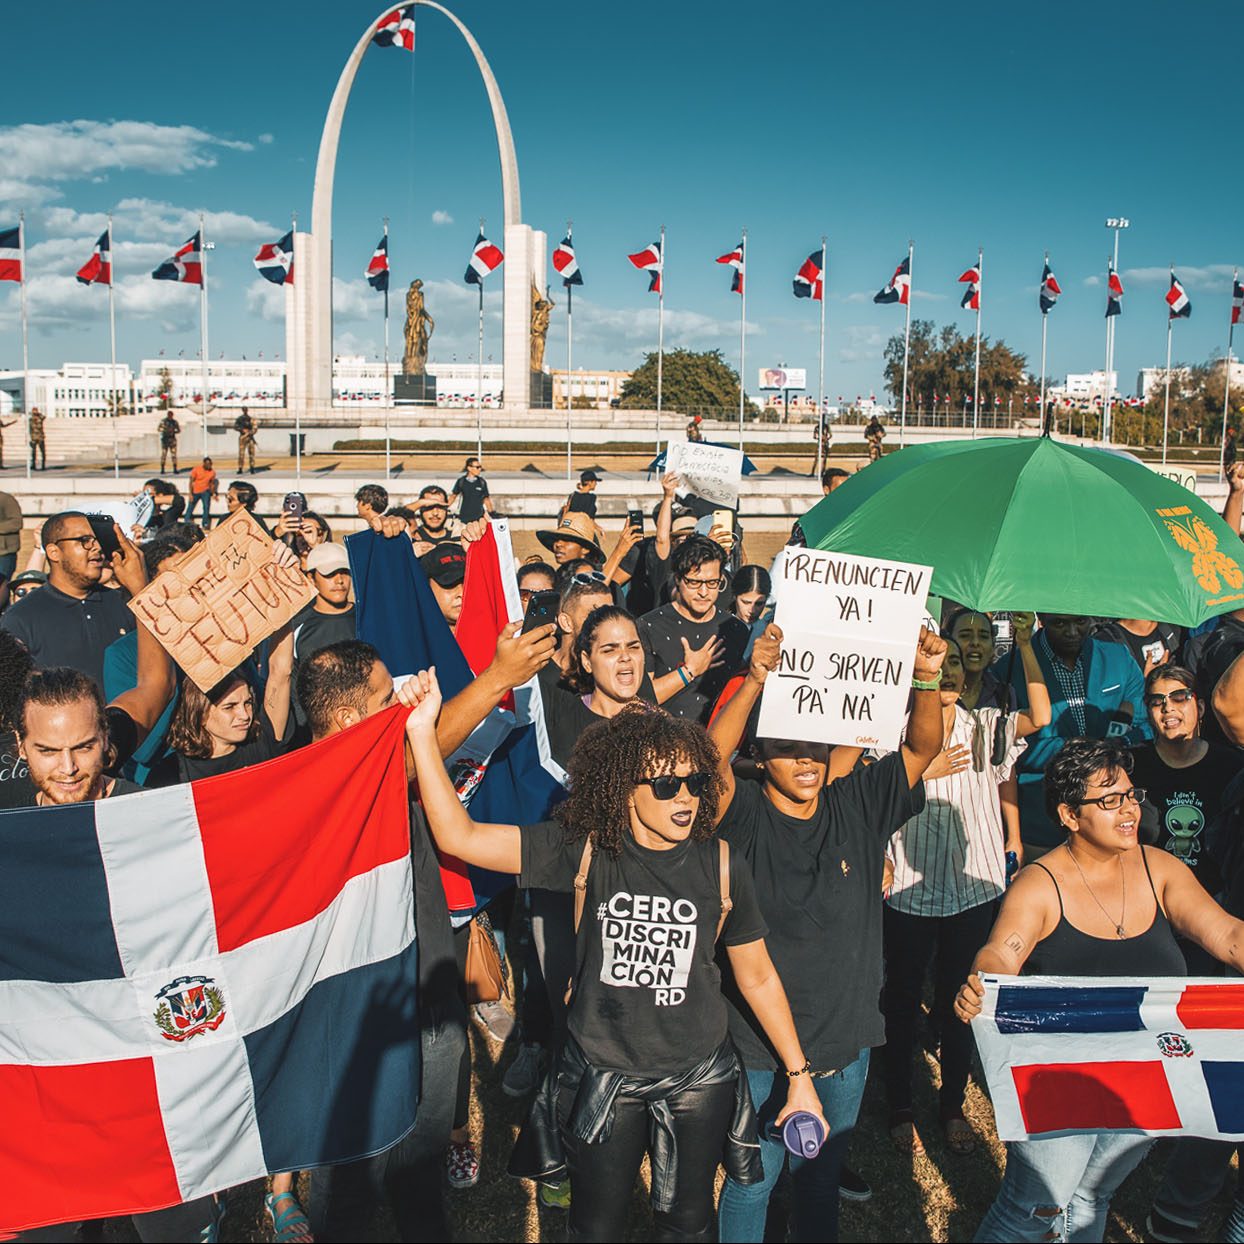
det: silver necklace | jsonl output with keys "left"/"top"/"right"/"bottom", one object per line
{"left": 1067, "top": 848, "right": 1127, "bottom": 938}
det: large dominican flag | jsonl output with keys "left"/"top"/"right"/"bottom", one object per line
{"left": 464, "top": 231, "right": 503, "bottom": 285}
{"left": 0, "top": 225, "right": 22, "bottom": 282}
{"left": 959, "top": 262, "right": 981, "bottom": 311}
{"left": 76, "top": 229, "right": 113, "bottom": 287}
{"left": 974, "top": 975, "right": 1244, "bottom": 1142}
{"left": 0, "top": 708, "right": 419, "bottom": 1235}
{"left": 253, "top": 231, "right": 294, "bottom": 286}
{"left": 373, "top": 5, "right": 416, "bottom": 50}
{"left": 793, "top": 250, "right": 823, "bottom": 301}
{"left": 1039, "top": 261, "right": 1061, "bottom": 313}
{"left": 1167, "top": 270, "right": 1192, "bottom": 319}
{"left": 151, "top": 232, "right": 203, "bottom": 284}
{"left": 627, "top": 240, "right": 663, "bottom": 293}
{"left": 552, "top": 234, "right": 583, "bottom": 287}
{"left": 716, "top": 239, "right": 745, "bottom": 295}
{"left": 874, "top": 255, "right": 910, "bottom": 305}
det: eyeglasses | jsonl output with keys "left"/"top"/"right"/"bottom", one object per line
{"left": 571, "top": 571, "right": 607, "bottom": 587}
{"left": 55, "top": 534, "right": 101, "bottom": 550}
{"left": 636, "top": 771, "right": 712, "bottom": 800}
{"left": 1144, "top": 688, "right": 1195, "bottom": 710}
{"left": 681, "top": 574, "right": 726, "bottom": 592}
{"left": 1079, "top": 787, "right": 1146, "bottom": 811}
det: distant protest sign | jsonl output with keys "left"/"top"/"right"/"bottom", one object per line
{"left": 128, "top": 509, "right": 314, "bottom": 692}
{"left": 757, "top": 548, "right": 932, "bottom": 749}
{"left": 665, "top": 440, "right": 744, "bottom": 508}
{"left": 1150, "top": 463, "right": 1198, "bottom": 495}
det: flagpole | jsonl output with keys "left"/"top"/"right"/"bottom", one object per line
{"left": 565, "top": 220, "right": 573, "bottom": 483}
{"left": 815, "top": 235, "right": 826, "bottom": 478}
{"left": 1039, "top": 251, "right": 1049, "bottom": 440}
{"left": 19, "top": 212, "right": 29, "bottom": 480}
{"left": 1222, "top": 267, "right": 1237, "bottom": 484}
{"left": 1163, "top": 279, "right": 1174, "bottom": 467}
{"left": 477, "top": 217, "right": 485, "bottom": 461}
{"left": 655, "top": 223, "right": 665, "bottom": 458}
{"left": 108, "top": 213, "right": 119, "bottom": 478}
{"left": 383, "top": 217, "right": 390, "bottom": 482}
{"left": 737, "top": 229, "right": 746, "bottom": 447}
{"left": 199, "top": 213, "right": 210, "bottom": 461}
{"left": 1103, "top": 256, "right": 1115, "bottom": 446}
{"left": 900, "top": 239, "right": 913, "bottom": 448}
{"left": 972, "top": 245, "right": 982, "bottom": 438}
{"left": 290, "top": 211, "right": 301, "bottom": 484}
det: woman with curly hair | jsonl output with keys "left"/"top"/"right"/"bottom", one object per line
{"left": 403, "top": 668, "right": 825, "bottom": 1243}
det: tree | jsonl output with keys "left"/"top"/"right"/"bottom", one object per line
{"left": 619, "top": 348, "right": 742, "bottom": 413}
{"left": 1122, "top": 357, "right": 1244, "bottom": 449}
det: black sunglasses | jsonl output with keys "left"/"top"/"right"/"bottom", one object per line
{"left": 571, "top": 571, "right": 607, "bottom": 587}
{"left": 636, "top": 772, "right": 711, "bottom": 800}
{"left": 1144, "top": 688, "right": 1195, "bottom": 710}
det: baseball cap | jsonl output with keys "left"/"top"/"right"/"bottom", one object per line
{"left": 305, "top": 543, "right": 350, "bottom": 575}
{"left": 419, "top": 542, "right": 467, "bottom": 587}
{"left": 9, "top": 569, "right": 47, "bottom": 588}
{"left": 579, "top": 469, "right": 600, "bottom": 483}
{"left": 671, "top": 513, "right": 698, "bottom": 537}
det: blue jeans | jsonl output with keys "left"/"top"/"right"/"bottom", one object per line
{"left": 188, "top": 491, "right": 212, "bottom": 526}
{"left": 974, "top": 1132, "right": 1153, "bottom": 1242}
{"left": 718, "top": 1048, "right": 869, "bottom": 1244}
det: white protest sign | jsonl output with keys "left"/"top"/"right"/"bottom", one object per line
{"left": 1149, "top": 463, "right": 1198, "bottom": 495}
{"left": 665, "top": 440, "right": 744, "bottom": 508}
{"left": 757, "top": 548, "right": 933, "bottom": 749}
{"left": 95, "top": 491, "right": 154, "bottom": 533}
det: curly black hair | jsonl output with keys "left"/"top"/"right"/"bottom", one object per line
{"left": 554, "top": 704, "right": 724, "bottom": 856}
{"left": 1043, "top": 737, "right": 1134, "bottom": 822}
{"left": 0, "top": 630, "right": 34, "bottom": 734}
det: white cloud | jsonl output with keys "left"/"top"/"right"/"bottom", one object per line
{"left": 1122, "top": 263, "right": 1236, "bottom": 290}
{"left": 912, "top": 289, "right": 948, "bottom": 302}
{"left": 0, "top": 178, "right": 62, "bottom": 206}
{"left": 258, "top": 133, "right": 275, "bottom": 145}
{"left": 836, "top": 325, "right": 884, "bottom": 364}
{"left": 0, "top": 271, "right": 200, "bottom": 335}
{"left": 431, "top": 210, "right": 454, "bottom": 226}
{"left": 1083, "top": 275, "right": 1101, "bottom": 287}
{"left": 246, "top": 280, "right": 286, "bottom": 322}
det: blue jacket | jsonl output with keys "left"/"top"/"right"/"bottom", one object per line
{"left": 991, "top": 633, "right": 1151, "bottom": 848}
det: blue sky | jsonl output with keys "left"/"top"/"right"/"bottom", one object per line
{"left": 1, "top": 1, "right": 1240, "bottom": 400}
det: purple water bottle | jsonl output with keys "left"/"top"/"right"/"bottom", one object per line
{"left": 779, "top": 1111, "right": 826, "bottom": 1159}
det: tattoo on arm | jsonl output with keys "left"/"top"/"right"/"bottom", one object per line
{"left": 1004, "top": 932, "right": 1025, "bottom": 956}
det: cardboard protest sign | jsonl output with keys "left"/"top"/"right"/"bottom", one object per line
{"left": 665, "top": 440, "right": 744, "bottom": 508}
{"left": 757, "top": 548, "right": 932, "bottom": 749}
{"left": 128, "top": 509, "right": 314, "bottom": 692}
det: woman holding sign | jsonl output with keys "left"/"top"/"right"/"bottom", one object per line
{"left": 711, "top": 623, "right": 947, "bottom": 1244}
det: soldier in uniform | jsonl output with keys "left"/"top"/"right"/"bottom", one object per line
{"left": 159, "top": 411, "right": 181, "bottom": 474}
{"left": 28, "top": 406, "right": 45, "bottom": 471}
{"left": 235, "top": 406, "right": 258, "bottom": 474}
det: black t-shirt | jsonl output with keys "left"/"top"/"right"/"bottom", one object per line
{"left": 409, "top": 802, "right": 467, "bottom": 1031}
{"left": 719, "top": 754, "right": 924, "bottom": 1072}
{"left": 519, "top": 820, "right": 767, "bottom": 1075}
{"left": 292, "top": 607, "right": 357, "bottom": 727}
{"left": 177, "top": 710, "right": 295, "bottom": 782}
{"left": 621, "top": 537, "right": 667, "bottom": 616}
{"left": 0, "top": 582, "right": 133, "bottom": 688}
{"left": 0, "top": 728, "right": 34, "bottom": 808}
{"left": 1188, "top": 618, "right": 1244, "bottom": 748}
{"left": 1129, "top": 742, "right": 1240, "bottom": 894}
{"left": 1095, "top": 621, "right": 1184, "bottom": 672}
{"left": 453, "top": 475, "right": 490, "bottom": 523}
{"left": 636, "top": 603, "right": 750, "bottom": 724}
{"left": 537, "top": 662, "right": 658, "bottom": 769}
{"left": 566, "top": 491, "right": 597, "bottom": 519}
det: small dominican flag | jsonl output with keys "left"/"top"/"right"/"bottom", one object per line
{"left": 0, "top": 225, "right": 22, "bottom": 282}
{"left": 793, "top": 250, "right": 824, "bottom": 301}
{"left": 1167, "top": 270, "right": 1192, "bottom": 319}
{"left": 152, "top": 232, "right": 203, "bottom": 285}
{"left": 465, "top": 231, "right": 503, "bottom": 285}
{"left": 627, "top": 240, "right": 663, "bottom": 293}
{"left": 76, "top": 229, "right": 112, "bottom": 287}
{"left": 1106, "top": 264, "right": 1124, "bottom": 318}
{"left": 1234, "top": 277, "right": 1244, "bottom": 326}
{"left": 1040, "top": 260, "right": 1061, "bottom": 313}
{"left": 365, "top": 234, "right": 389, "bottom": 291}
{"left": 976, "top": 975, "right": 1244, "bottom": 1142}
{"left": 253, "top": 231, "right": 294, "bottom": 286}
{"left": 959, "top": 261, "right": 981, "bottom": 311}
{"left": 874, "top": 255, "right": 910, "bottom": 305}
{"left": 373, "top": 5, "right": 415, "bottom": 50}
{"left": 552, "top": 234, "right": 582, "bottom": 287}
{"left": 716, "top": 239, "right": 745, "bottom": 295}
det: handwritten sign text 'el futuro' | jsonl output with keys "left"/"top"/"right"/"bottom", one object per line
{"left": 128, "top": 509, "right": 314, "bottom": 692}
{"left": 757, "top": 548, "right": 933, "bottom": 749}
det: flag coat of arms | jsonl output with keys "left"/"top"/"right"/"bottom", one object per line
{"left": 959, "top": 262, "right": 981, "bottom": 311}
{"left": 464, "top": 232, "right": 503, "bottom": 285}
{"left": 1167, "top": 271, "right": 1192, "bottom": 319}
{"left": 151, "top": 232, "right": 203, "bottom": 285}
{"left": 716, "top": 239, "right": 744, "bottom": 295}
{"left": 0, "top": 225, "right": 22, "bottom": 282}
{"left": 974, "top": 975, "right": 1244, "bottom": 1142}
{"left": 366, "top": 234, "right": 390, "bottom": 291}
{"left": 253, "top": 231, "right": 294, "bottom": 286}
{"left": 1040, "top": 261, "right": 1061, "bottom": 313}
{"left": 552, "top": 235, "right": 583, "bottom": 287}
{"left": 76, "top": 230, "right": 112, "bottom": 287}
{"left": 0, "top": 709, "right": 420, "bottom": 1234}
{"left": 627, "top": 241, "right": 663, "bottom": 293}
{"left": 874, "top": 256, "right": 910, "bottom": 305}
{"left": 374, "top": 5, "right": 416, "bottom": 50}
{"left": 793, "top": 251, "right": 823, "bottom": 300}
{"left": 1106, "top": 265, "right": 1124, "bottom": 317}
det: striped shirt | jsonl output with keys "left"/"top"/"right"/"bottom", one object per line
{"left": 886, "top": 705, "right": 1025, "bottom": 918}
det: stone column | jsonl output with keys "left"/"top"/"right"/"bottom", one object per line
{"left": 503, "top": 222, "right": 531, "bottom": 412}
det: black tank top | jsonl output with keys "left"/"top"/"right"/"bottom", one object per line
{"left": 1025, "top": 847, "right": 1186, "bottom": 977}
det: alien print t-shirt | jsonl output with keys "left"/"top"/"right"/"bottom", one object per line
{"left": 520, "top": 820, "right": 766, "bottom": 1075}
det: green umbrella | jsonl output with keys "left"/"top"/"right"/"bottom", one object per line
{"left": 799, "top": 436, "right": 1244, "bottom": 628}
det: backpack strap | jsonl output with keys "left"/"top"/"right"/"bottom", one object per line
{"left": 716, "top": 838, "right": 733, "bottom": 941}
{"left": 572, "top": 838, "right": 595, "bottom": 935}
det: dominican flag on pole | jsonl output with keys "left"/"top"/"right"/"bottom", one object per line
{"left": 1106, "top": 265, "right": 1124, "bottom": 317}
{"left": 959, "top": 262, "right": 981, "bottom": 311}
{"left": 0, "top": 710, "right": 420, "bottom": 1235}
{"left": 627, "top": 240, "right": 663, "bottom": 293}
{"left": 1039, "top": 261, "right": 1061, "bottom": 313}
{"left": 464, "top": 232, "right": 503, "bottom": 285}
{"left": 1233, "top": 277, "right": 1244, "bottom": 325}
{"left": 874, "top": 255, "right": 910, "bottom": 305}
{"left": 552, "top": 234, "right": 583, "bottom": 287}
{"left": 253, "top": 231, "right": 294, "bottom": 286}
{"left": 975, "top": 975, "right": 1244, "bottom": 1142}
{"left": 0, "top": 225, "right": 22, "bottom": 282}
{"left": 152, "top": 232, "right": 203, "bottom": 285}
{"left": 365, "top": 234, "right": 389, "bottom": 291}
{"left": 373, "top": 5, "right": 415, "bottom": 50}
{"left": 793, "top": 250, "right": 823, "bottom": 300}
{"left": 716, "top": 239, "right": 744, "bottom": 295}
{"left": 76, "top": 229, "right": 113, "bottom": 287}
{"left": 1167, "top": 270, "right": 1192, "bottom": 319}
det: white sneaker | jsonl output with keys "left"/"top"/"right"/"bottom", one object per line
{"left": 502, "top": 1043, "right": 545, "bottom": 1098}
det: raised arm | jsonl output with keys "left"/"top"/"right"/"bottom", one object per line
{"left": 653, "top": 472, "right": 678, "bottom": 561}
{"left": 1224, "top": 462, "right": 1244, "bottom": 536}
{"left": 900, "top": 628, "right": 949, "bottom": 787}
{"left": 1213, "top": 647, "right": 1244, "bottom": 746}
{"left": 601, "top": 521, "right": 642, "bottom": 586}
{"left": 1010, "top": 612, "right": 1051, "bottom": 737}
{"left": 399, "top": 668, "right": 523, "bottom": 873}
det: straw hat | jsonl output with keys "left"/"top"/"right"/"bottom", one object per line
{"left": 536, "top": 510, "right": 604, "bottom": 562}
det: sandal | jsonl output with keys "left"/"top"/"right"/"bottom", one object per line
{"left": 888, "top": 1110, "right": 925, "bottom": 1155}
{"left": 943, "top": 1114, "right": 976, "bottom": 1155}
{"left": 264, "top": 1190, "right": 315, "bottom": 1242}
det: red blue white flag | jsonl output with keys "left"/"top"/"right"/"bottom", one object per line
{"left": 464, "top": 231, "right": 503, "bottom": 285}
{"left": 552, "top": 233, "right": 582, "bottom": 287}
{"left": 1040, "top": 260, "right": 1061, "bottom": 313}
{"left": 1233, "top": 277, "right": 1244, "bottom": 326}
{"left": 1167, "top": 270, "right": 1192, "bottom": 319}
{"left": 0, "top": 225, "right": 22, "bottom": 282}
{"left": 874, "top": 255, "right": 910, "bottom": 305}
{"left": 959, "top": 262, "right": 981, "bottom": 311}
{"left": 793, "top": 250, "right": 824, "bottom": 301}
{"left": 627, "top": 240, "right": 663, "bottom": 293}
{"left": 716, "top": 238, "right": 744, "bottom": 295}
{"left": 373, "top": 5, "right": 415, "bottom": 50}
{"left": 366, "top": 234, "right": 389, "bottom": 291}
{"left": 1106, "top": 264, "right": 1124, "bottom": 318}
{"left": 975, "top": 975, "right": 1244, "bottom": 1142}
{"left": 151, "top": 232, "right": 202, "bottom": 285}
{"left": 0, "top": 709, "right": 420, "bottom": 1235}
{"left": 76, "top": 229, "right": 113, "bottom": 287}
{"left": 253, "top": 231, "right": 294, "bottom": 286}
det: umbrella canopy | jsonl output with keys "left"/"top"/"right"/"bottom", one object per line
{"left": 798, "top": 437, "right": 1244, "bottom": 628}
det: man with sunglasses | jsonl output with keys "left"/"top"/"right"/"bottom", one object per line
{"left": 0, "top": 512, "right": 134, "bottom": 686}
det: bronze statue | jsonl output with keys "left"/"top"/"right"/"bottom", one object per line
{"left": 530, "top": 282, "right": 553, "bottom": 373}
{"left": 402, "top": 279, "right": 435, "bottom": 375}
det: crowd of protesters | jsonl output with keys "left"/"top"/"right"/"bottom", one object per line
{"left": 7, "top": 454, "right": 1244, "bottom": 1244}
